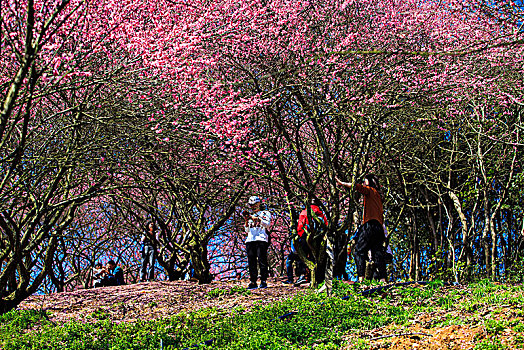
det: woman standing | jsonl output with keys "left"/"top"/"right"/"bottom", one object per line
{"left": 140, "top": 221, "right": 158, "bottom": 282}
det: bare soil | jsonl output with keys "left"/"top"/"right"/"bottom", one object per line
{"left": 18, "top": 278, "right": 304, "bottom": 324}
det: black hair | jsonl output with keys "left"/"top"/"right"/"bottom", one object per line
{"left": 364, "top": 174, "right": 380, "bottom": 190}
{"left": 107, "top": 259, "right": 116, "bottom": 266}
{"left": 95, "top": 262, "right": 102, "bottom": 268}
{"left": 146, "top": 220, "right": 156, "bottom": 229}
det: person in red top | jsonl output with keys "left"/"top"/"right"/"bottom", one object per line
{"left": 297, "top": 202, "right": 328, "bottom": 238}
{"left": 293, "top": 199, "right": 329, "bottom": 286}
{"left": 336, "top": 174, "right": 386, "bottom": 282}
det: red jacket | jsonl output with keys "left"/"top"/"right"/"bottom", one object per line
{"left": 297, "top": 205, "right": 328, "bottom": 237}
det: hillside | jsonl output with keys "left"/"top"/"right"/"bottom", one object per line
{"left": 17, "top": 280, "right": 301, "bottom": 324}
{"left": 2, "top": 279, "right": 523, "bottom": 349}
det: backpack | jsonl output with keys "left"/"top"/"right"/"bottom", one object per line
{"left": 305, "top": 208, "right": 327, "bottom": 239}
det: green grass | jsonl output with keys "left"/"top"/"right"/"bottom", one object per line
{"left": 474, "top": 338, "right": 508, "bottom": 350}
{"left": 2, "top": 280, "right": 523, "bottom": 349}
{"left": 206, "top": 285, "right": 252, "bottom": 298}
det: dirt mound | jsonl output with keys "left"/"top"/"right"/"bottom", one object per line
{"left": 17, "top": 279, "right": 302, "bottom": 324}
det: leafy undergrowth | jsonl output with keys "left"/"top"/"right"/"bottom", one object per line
{"left": 2, "top": 280, "right": 524, "bottom": 349}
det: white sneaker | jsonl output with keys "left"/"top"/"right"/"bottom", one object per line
{"left": 317, "top": 284, "right": 327, "bottom": 294}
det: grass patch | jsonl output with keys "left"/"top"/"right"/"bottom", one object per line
{"left": 206, "top": 285, "right": 251, "bottom": 298}
{"left": 2, "top": 280, "right": 523, "bottom": 349}
{"left": 1, "top": 287, "right": 407, "bottom": 349}
{"left": 474, "top": 338, "right": 508, "bottom": 350}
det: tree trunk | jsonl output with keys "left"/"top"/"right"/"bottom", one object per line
{"left": 156, "top": 244, "right": 188, "bottom": 281}
{"left": 409, "top": 212, "right": 420, "bottom": 280}
{"left": 490, "top": 207, "right": 500, "bottom": 280}
{"left": 190, "top": 241, "right": 213, "bottom": 284}
{"left": 295, "top": 231, "right": 327, "bottom": 288}
{"left": 481, "top": 194, "right": 491, "bottom": 278}
{"left": 0, "top": 297, "right": 19, "bottom": 315}
{"left": 449, "top": 190, "right": 473, "bottom": 279}
{"left": 165, "top": 264, "right": 187, "bottom": 281}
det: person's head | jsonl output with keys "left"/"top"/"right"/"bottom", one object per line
{"left": 248, "top": 195, "right": 261, "bottom": 211}
{"left": 309, "top": 197, "right": 322, "bottom": 207}
{"left": 364, "top": 174, "right": 379, "bottom": 189}
{"left": 95, "top": 262, "right": 102, "bottom": 269}
{"left": 107, "top": 260, "right": 116, "bottom": 269}
{"left": 146, "top": 220, "right": 156, "bottom": 232}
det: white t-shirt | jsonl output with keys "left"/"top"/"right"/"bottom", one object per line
{"left": 245, "top": 210, "right": 272, "bottom": 243}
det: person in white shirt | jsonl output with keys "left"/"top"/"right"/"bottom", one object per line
{"left": 244, "top": 196, "right": 272, "bottom": 289}
{"left": 92, "top": 262, "right": 106, "bottom": 288}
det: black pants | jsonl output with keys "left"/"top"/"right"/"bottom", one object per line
{"left": 101, "top": 275, "right": 118, "bottom": 286}
{"left": 354, "top": 219, "right": 387, "bottom": 280}
{"left": 297, "top": 235, "right": 312, "bottom": 261}
{"left": 286, "top": 251, "right": 306, "bottom": 281}
{"left": 246, "top": 241, "right": 269, "bottom": 283}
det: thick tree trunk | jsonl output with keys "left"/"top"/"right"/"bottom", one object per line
{"left": 0, "top": 234, "right": 58, "bottom": 314}
{"left": 0, "top": 297, "right": 19, "bottom": 315}
{"left": 165, "top": 265, "right": 186, "bottom": 281}
{"left": 190, "top": 241, "right": 213, "bottom": 284}
{"left": 295, "top": 236, "right": 317, "bottom": 287}
{"left": 295, "top": 231, "right": 327, "bottom": 288}
{"left": 155, "top": 242, "right": 188, "bottom": 282}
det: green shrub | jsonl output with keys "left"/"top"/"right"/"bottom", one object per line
{"left": 506, "top": 256, "right": 524, "bottom": 283}
{"left": 90, "top": 308, "right": 110, "bottom": 320}
{"left": 0, "top": 309, "right": 48, "bottom": 330}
